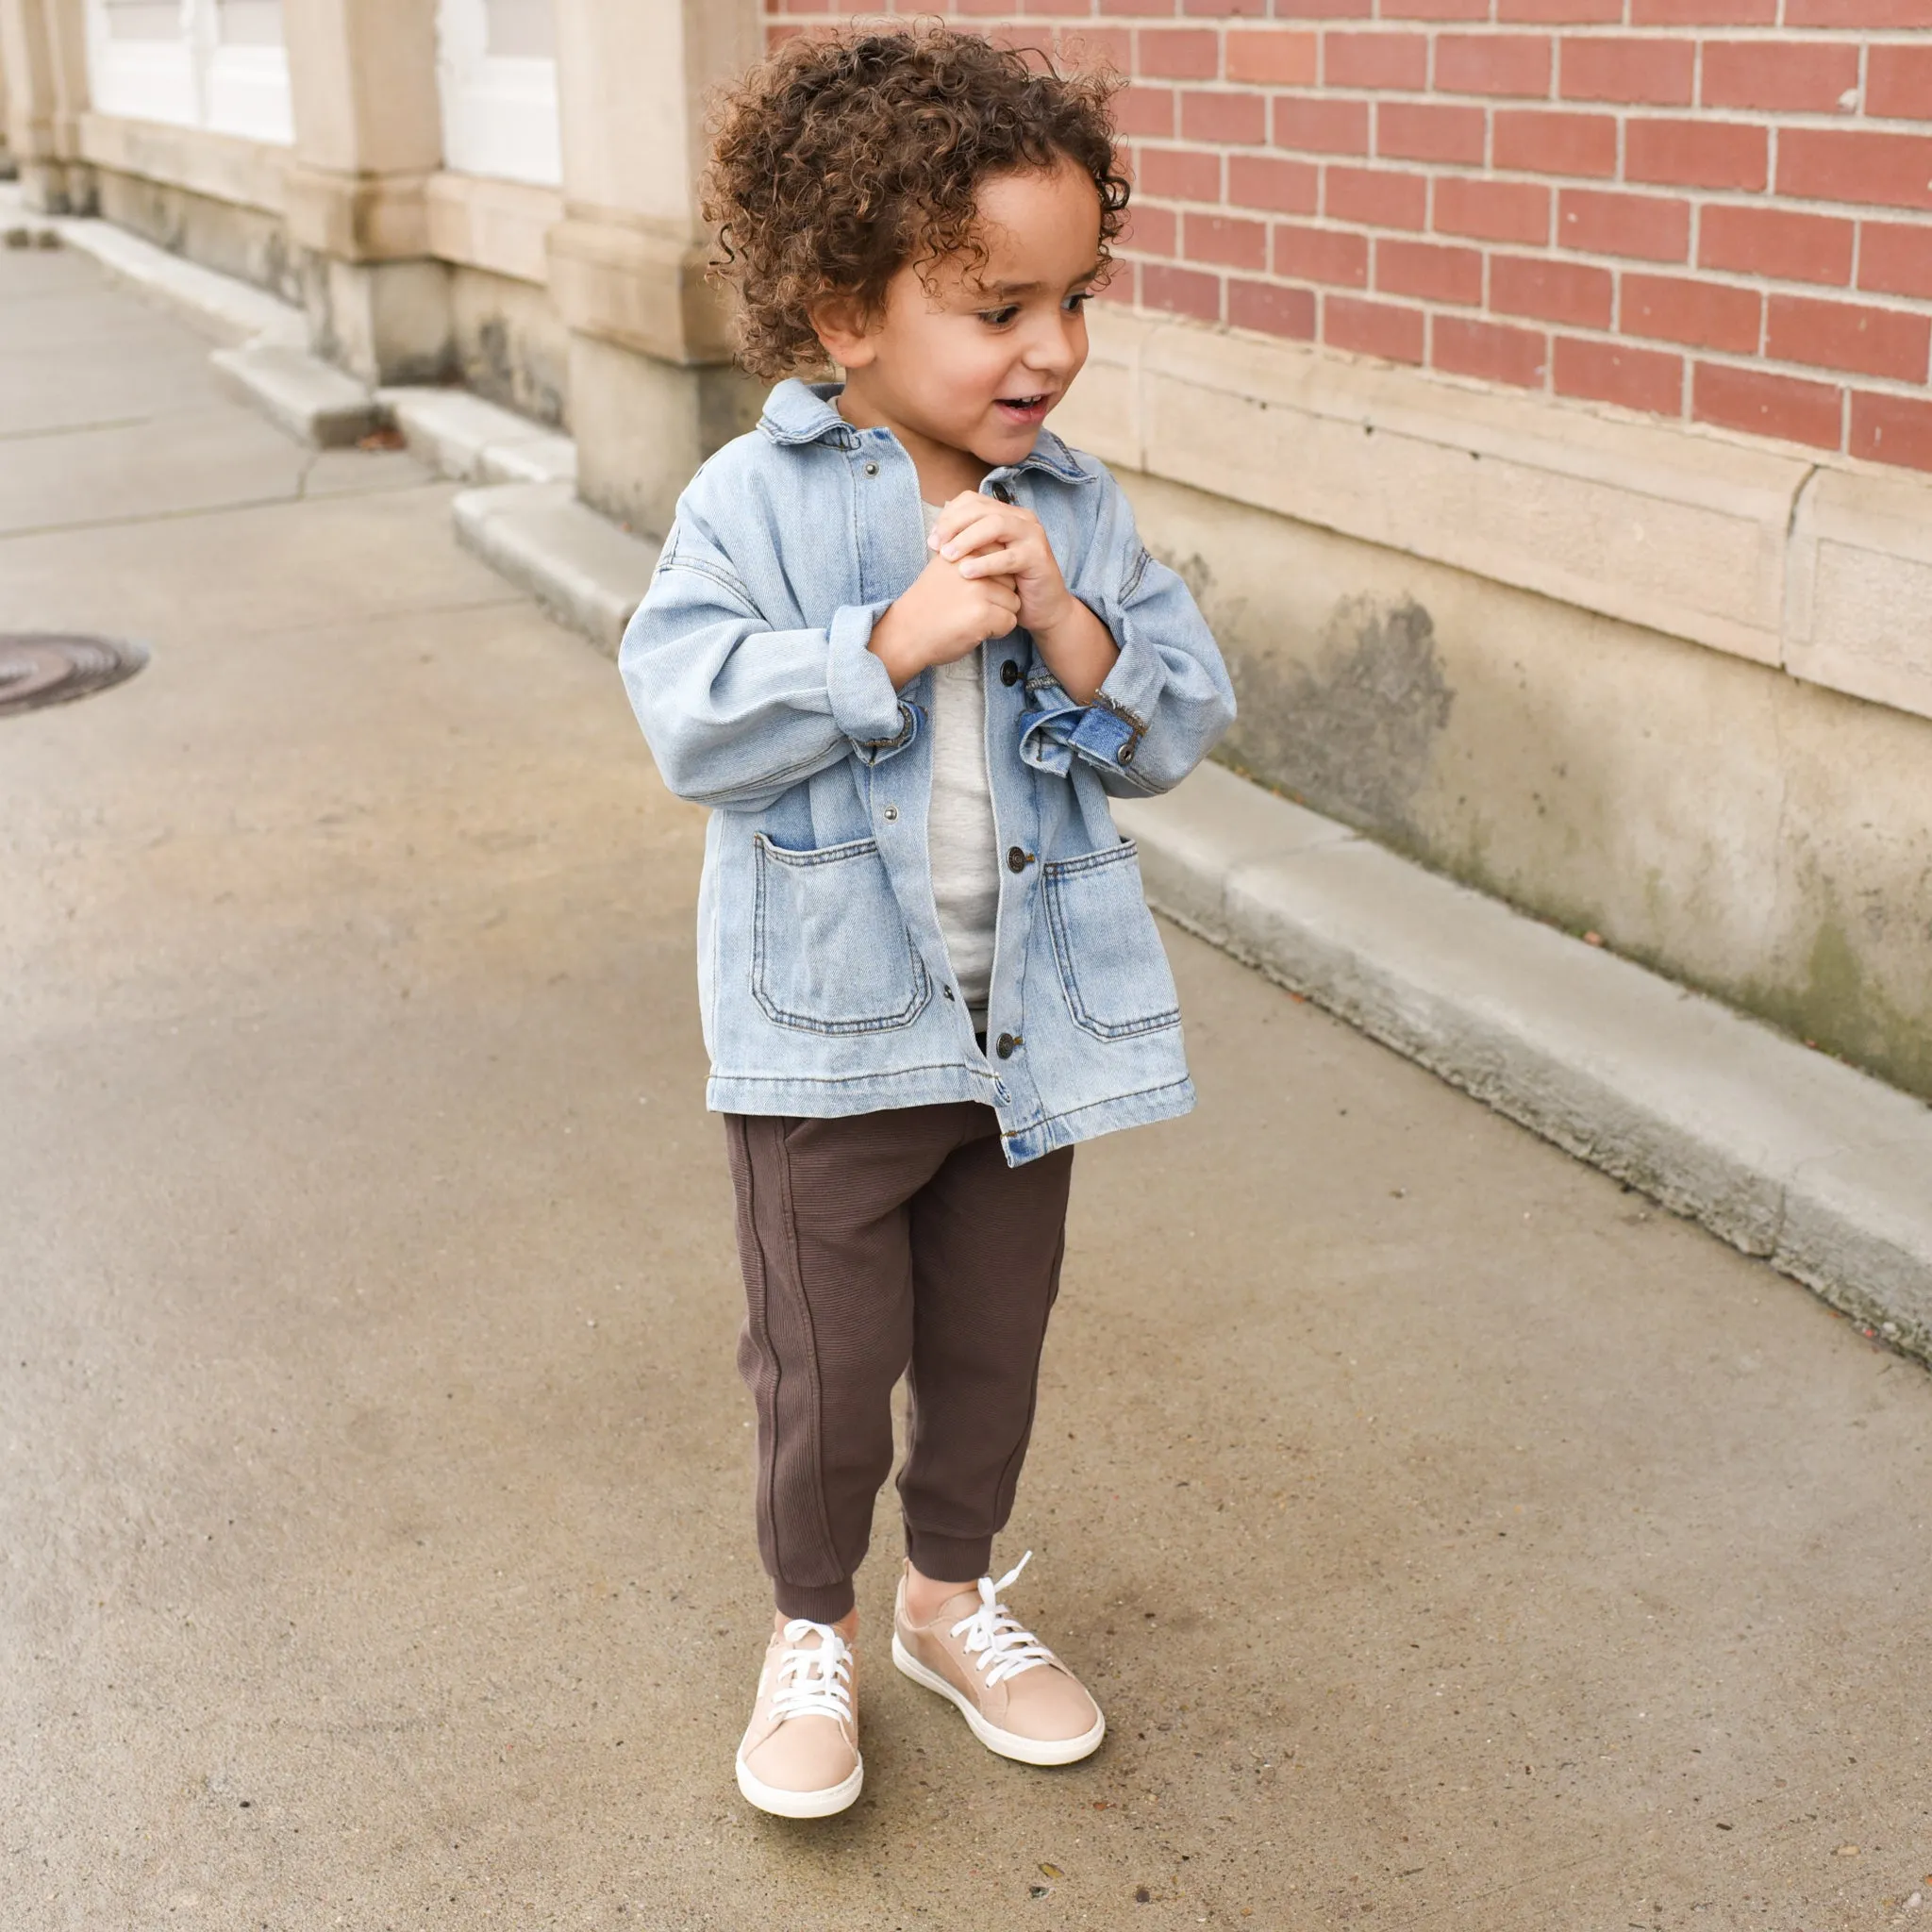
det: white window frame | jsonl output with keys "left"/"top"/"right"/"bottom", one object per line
{"left": 86, "top": 0, "right": 292, "bottom": 145}
{"left": 435, "top": 0, "right": 561, "bottom": 189}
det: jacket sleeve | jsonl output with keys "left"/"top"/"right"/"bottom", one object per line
{"left": 1017, "top": 470, "right": 1236, "bottom": 799}
{"left": 618, "top": 508, "right": 919, "bottom": 812}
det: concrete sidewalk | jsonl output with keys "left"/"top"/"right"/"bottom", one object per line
{"left": 5, "top": 243, "right": 1931, "bottom": 1931}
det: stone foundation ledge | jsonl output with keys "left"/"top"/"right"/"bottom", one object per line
{"left": 1117, "top": 764, "right": 1932, "bottom": 1366}
{"left": 450, "top": 481, "right": 658, "bottom": 656}
{"left": 1062, "top": 308, "right": 1932, "bottom": 729}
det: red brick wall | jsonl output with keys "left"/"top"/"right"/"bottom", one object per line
{"left": 765, "top": 3, "right": 1932, "bottom": 476}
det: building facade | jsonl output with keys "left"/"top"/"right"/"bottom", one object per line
{"left": 4, "top": 0, "right": 1931, "bottom": 1100}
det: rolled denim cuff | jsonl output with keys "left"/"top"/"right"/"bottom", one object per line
{"left": 1065, "top": 703, "right": 1140, "bottom": 770}
{"left": 1018, "top": 695, "right": 1079, "bottom": 774}
{"left": 854, "top": 698, "right": 922, "bottom": 767}
{"left": 824, "top": 602, "right": 906, "bottom": 747}
{"left": 1018, "top": 679, "right": 1145, "bottom": 779}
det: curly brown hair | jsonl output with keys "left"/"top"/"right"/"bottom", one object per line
{"left": 702, "top": 23, "right": 1130, "bottom": 380}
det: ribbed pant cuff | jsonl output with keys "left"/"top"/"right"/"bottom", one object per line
{"left": 904, "top": 1527, "right": 992, "bottom": 1586}
{"left": 773, "top": 1576, "right": 856, "bottom": 1624}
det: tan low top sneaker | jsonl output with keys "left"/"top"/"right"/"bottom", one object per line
{"left": 735, "top": 1618, "right": 863, "bottom": 1819}
{"left": 891, "top": 1553, "right": 1105, "bottom": 1767}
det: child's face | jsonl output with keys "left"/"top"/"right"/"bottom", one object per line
{"left": 819, "top": 158, "right": 1105, "bottom": 475}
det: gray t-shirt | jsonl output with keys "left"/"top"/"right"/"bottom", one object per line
{"left": 922, "top": 501, "right": 1000, "bottom": 1025}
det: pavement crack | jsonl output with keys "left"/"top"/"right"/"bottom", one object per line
{"left": 0, "top": 415, "right": 155, "bottom": 443}
{"left": 0, "top": 493, "right": 303, "bottom": 543}
{"left": 0, "top": 475, "right": 448, "bottom": 545}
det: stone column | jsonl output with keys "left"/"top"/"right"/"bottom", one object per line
{"left": 548, "top": 0, "right": 763, "bottom": 533}
{"left": 281, "top": 0, "right": 450, "bottom": 384}
{"left": 0, "top": 0, "right": 92, "bottom": 213}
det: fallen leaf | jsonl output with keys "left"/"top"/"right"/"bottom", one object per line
{"left": 1040, "top": 1864, "right": 1063, "bottom": 1880}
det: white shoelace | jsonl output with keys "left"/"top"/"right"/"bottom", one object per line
{"left": 770, "top": 1620, "right": 856, "bottom": 1725}
{"left": 950, "top": 1551, "right": 1057, "bottom": 1690}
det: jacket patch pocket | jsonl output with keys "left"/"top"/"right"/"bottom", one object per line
{"left": 753, "top": 833, "right": 932, "bottom": 1035}
{"left": 1042, "top": 840, "right": 1181, "bottom": 1041}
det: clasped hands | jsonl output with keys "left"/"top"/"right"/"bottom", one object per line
{"left": 867, "top": 492, "right": 1119, "bottom": 707}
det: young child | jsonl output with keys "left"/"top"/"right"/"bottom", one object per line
{"left": 619, "top": 24, "right": 1235, "bottom": 1819}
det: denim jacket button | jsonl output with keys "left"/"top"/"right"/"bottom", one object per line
{"left": 989, "top": 481, "right": 1014, "bottom": 504}
{"left": 995, "top": 1033, "right": 1020, "bottom": 1059}
{"left": 863, "top": 460, "right": 879, "bottom": 476}
{"left": 1007, "top": 846, "right": 1032, "bottom": 874}
{"left": 1117, "top": 741, "right": 1137, "bottom": 766}
{"left": 882, "top": 805, "right": 899, "bottom": 822}
{"left": 1000, "top": 659, "right": 1021, "bottom": 687}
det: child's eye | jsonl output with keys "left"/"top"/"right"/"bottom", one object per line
{"left": 977, "top": 306, "right": 1020, "bottom": 327}
{"left": 1063, "top": 291, "right": 1092, "bottom": 313}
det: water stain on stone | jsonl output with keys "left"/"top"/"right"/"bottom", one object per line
{"left": 1226, "top": 590, "right": 1455, "bottom": 837}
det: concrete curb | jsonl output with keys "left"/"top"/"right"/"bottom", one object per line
{"left": 451, "top": 482, "right": 659, "bottom": 656}
{"left": 210, "top": 344, "right": 381, "bottom": 448}
{"left": 1114, "top": 765, "right": 1932, "bottom": 1361}
{"left": 379, "top": 387, "right": 577, "bottom": 488}
{"left": 4, "top": 184, "right": 306, "bottom": 350}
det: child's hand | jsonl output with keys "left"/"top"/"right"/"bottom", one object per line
{"left": 930, "top": 491, "right": 1122, "bottom": 706}
{"left": 867, "top": 548, "right": 1021, "bottom": 690}
{"left": 929, "top": 493, "right": 1074, "bottom": 641}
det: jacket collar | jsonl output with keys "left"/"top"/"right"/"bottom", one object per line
{"left": 757, "top": 378, "right": 1093, "bottom": 487}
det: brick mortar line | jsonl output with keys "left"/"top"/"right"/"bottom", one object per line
{"left": 997, "top": 8, "right": 1910, "bottom": 29}
{"left": 1128, "top": 208, "right": 1932, "bottom": 300}
{"left": 1161, "top": 251, "right": 1932, "bottom": 341}
{"left": 1131, "top": 188, "right": 1932, "bottom": 262}
{"left": 1129, "top": 251, "right": 1932, "bottom": 349}
{"left": 1137, "top": 291, "right": 1932, "bottom": 362}
{"left": 908, "top": 12, "right": 1929, "bottom": 43}
{"left": 1111, "top": 271, "right": 1932, "bottom": 406}
{"left": 799, "top": 4, "right": 1917, "bottom": 20}
{"left": 1130, "top": 105, "right": 1932, "bottom": 134}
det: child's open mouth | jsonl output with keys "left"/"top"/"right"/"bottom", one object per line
{"left": 994, "top": 393, "right": 1054, "bottom": 425}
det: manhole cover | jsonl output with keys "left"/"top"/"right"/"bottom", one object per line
{"left": 0, "top": 634, "right": 148, "bottom": 718}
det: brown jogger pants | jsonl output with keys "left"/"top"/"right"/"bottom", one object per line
{"left": 723, "top": 1104, "right": 1075, "bottom": 1623}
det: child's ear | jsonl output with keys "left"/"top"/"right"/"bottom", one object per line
{"left": 809, "top": 294, "right": 876, "bottom": 371}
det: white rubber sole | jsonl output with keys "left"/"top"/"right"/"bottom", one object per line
{"left": 891, "top": 1635, "right": 1106, "bottom": 1766}
{"left": 734, "top": 1750, "right": 864, "bottom": 1820}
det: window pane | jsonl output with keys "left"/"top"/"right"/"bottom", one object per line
{"left": 484, "top": 0, "right": 553, "bottom": 60}
{"left": 104, "top": 0, "right": 185, "bottom": 42}
{"left": 217, "top": 0, "right": 284, "bottom": 47}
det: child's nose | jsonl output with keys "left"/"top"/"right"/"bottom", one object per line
{"left": 1022, "top": 319, "right": 1078, "bottom": 373}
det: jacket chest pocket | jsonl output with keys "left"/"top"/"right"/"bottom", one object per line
{"left": 1042, "top": 841, "right": 1181, "bottom": 1041}
{"left": 752, "top": 834, "right": 932, "bottom": 1034}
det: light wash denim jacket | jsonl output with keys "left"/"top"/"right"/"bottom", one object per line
{"left": 618, "top": 379, "right": 1236, "bottom": 1164}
